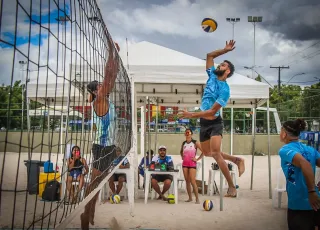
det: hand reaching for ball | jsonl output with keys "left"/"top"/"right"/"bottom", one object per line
{"left": 224, "top": 40, "right": 236, "bottom": 52}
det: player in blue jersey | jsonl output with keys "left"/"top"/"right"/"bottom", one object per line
{"left": 279, "top": 119, "right": 320, "bottom": 230}
{"left": 179, "top": 40, "right": 245, "bottom": 198}
{"left": 81, "top": 38, "right": 120, "bottom": 229}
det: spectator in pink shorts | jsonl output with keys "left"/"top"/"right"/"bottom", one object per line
{"left": 180, "top": 128, "right": 203, "bottom": 204}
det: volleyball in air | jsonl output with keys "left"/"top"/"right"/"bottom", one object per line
{"left": 110, "top": 194, "right": 121, "bottom": 204}
{"left": 203, "top": 200, "right": 214, "bottom": 211}
{"left": 201, "top": 18, "right": 218, "bottom": 33}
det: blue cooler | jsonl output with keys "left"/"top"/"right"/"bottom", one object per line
{"left": 44, "top": 160, "right": 54, "bottom": 173}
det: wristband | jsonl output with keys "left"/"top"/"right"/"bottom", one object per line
{"left": 308, "top": 190, "right": 316, "bottom": 193}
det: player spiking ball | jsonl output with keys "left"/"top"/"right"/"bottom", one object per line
{"left": 179, "top": 40, "right": 245, "bottom": 197}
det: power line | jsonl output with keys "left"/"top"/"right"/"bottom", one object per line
{"left": 287, "top": 48, "right": 320, "bottom": 65}
{"left": 261, "top": 40, "right": 320, "bottom": 71}
{"left": 270, "top": 66, "right": 290, "bottom": 93}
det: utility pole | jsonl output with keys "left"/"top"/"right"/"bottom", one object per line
{"left": 270, "top": 66, "right": 290, "bottom": 93}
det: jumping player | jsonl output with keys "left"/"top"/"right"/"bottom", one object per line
{"left": 179, "top": 40, "right": 245, "bottom": 197}
{"left": 80, "top": 38, "right": 120, "bottom": 229}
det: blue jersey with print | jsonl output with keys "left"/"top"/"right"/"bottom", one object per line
{"left": 151, "top": 155, "right": 174, "bottom": 167}
{"left": 200, "top": 66, "right": 230, "bottom": 116}
{"left": 113, "top": 155, "right": 129, "bottom": 166}
{"left": 278, "top": 141, "right": 320, "bottom": 210}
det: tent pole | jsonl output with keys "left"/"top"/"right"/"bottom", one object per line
{"left": 61, "top": 81, "right": 72, "bottom": 199}
{"left": 130, "top": 78, "right": 136, "bottom": 216}
{"left": 81, "top": 95, "right": 85, "bottom": 150}
{"left": 250, "top": 106, "right": 256, "bottom": 190}
{"left": 47, "top": 100, "right": 51, "bottom": 159}
{"left": 90, "top": 104, "right": 94, "bottom": 152}
{"left": 154, "top": 98, "right": 158, "bottom": 152}
{"left": 267, "top": 99, "right": 272, "bottom": 199}
{"left": 26, "top": 83, "right": 31, "bottom": 160}
{"left": 140, "top": 106, "right": 145, "bottom": 170}
{"left": 230, "top": 108, "right": 234, "bottom": 155}
{"left": 220, "top": 108, "right": 224, "bottom": 211}
{"left": 144, "top": 97, "right": 147, "bottom": 172}
{"left": 148, "top": 97, "right": 151, "bottom": 165}
{"left": 60, "top": 114, "right": 64, "bottom": 155}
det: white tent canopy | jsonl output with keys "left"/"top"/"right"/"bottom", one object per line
{"left": 120, "top": 41, "right": 270, "bottom": 108}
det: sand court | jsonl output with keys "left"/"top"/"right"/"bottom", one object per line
{"left": 1, "top": 152, "right": 288, "bottom": 229}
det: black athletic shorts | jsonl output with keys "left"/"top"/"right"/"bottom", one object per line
{"left": 199, "top": 116, "right": 224, "bottom": 142}
{"left": 112, "top": 173, "right": 127, "bottom": 182}
{"left": 183, "top": 166, "right": 197, "bottom": 169}
{"left": 287, "top": 208, "right": 320, "bottom": 230}
{"left": 92, "top": 144, "right": 117, "bottom": 173}
{"left": 151, "top": 174, "right": 173, "bottom": 182}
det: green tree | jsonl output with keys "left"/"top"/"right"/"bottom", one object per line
{"left": 255, "top": 74, "right": 262, "bottom": 82}
{"left": 301, "top": 82, "right": 320, "bottom": 119}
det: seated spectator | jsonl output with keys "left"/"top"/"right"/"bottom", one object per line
{"left": 67, "top": 145, "right": 88, "bottom": 202}
{"left": 151, "top": 145, "right": 174, "bottom": 201}
{"left": 138, "top": 150, "right": 154, "bottom": 189}
{"left": 108, "top": 147, "right": 130, "bottom": 196}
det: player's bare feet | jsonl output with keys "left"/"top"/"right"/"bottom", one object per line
{"left": 195, "top": 199, "right": 200, "bottom": 204}
{"left": 224, "top": 187, "right": 237, "bottom": 198}
{"left": 162, "top": 195, "right": 168, "bottom": 201}
{"left": 235, "top": 157, "right": 245, "bottom": 177}
{"left": 185, "top": 199, "right": 192, "bottom": 202}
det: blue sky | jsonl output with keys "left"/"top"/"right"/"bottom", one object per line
{"left": 0, "top": 4, "right": 69, "bottom": 48}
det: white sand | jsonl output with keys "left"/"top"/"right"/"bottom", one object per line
{"left": 0, "top": 152, "right": 289, "bottom": 229}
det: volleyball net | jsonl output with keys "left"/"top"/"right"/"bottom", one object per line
{"left": 0, "top": 0, "right": 132, "bottom": 228}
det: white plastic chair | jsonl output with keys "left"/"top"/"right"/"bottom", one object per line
{"left": 207, "top": 162, "right": 238, "bottom": 196}
{"left": 100, "top": 178, "right": 128, "bottom": 204}
{"left": 175, "top": 163, "right": 185, "bottom": 189}
{"left": 58, "top": 144, "right": 88, "bottom": 202}
{"left": 272, "top": 168, "right": 286, "bottom": 208}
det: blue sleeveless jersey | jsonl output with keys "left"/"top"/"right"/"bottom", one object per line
{"left": 92, "top": 101, "right": 116, "bottom": 147}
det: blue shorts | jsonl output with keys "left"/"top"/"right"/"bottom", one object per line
{"left": 139, "top": 168, "right": 145, "bottom": 177}
{"left": 70, "top": 170, "right": 82, "bottom": 179}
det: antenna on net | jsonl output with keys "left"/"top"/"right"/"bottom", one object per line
{"left": 126, "top": 37, "right": 129, "bottom": 70}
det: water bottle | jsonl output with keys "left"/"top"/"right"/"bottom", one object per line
{"left": 73, "top": 173, "right": 77, "bottom": 181}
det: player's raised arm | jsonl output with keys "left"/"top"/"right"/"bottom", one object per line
{"left": 206, "top": 40, "right": 236, "bottom": 70}
{"left": 98, "top": 39, "right": 120, "bottom": 99}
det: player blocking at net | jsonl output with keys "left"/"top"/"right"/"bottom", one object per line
{"left": 179, "top": 40, "right": 245, "bottom": 198}
{"left": 80, "top": 37, "right": 120, "bottom": 229}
